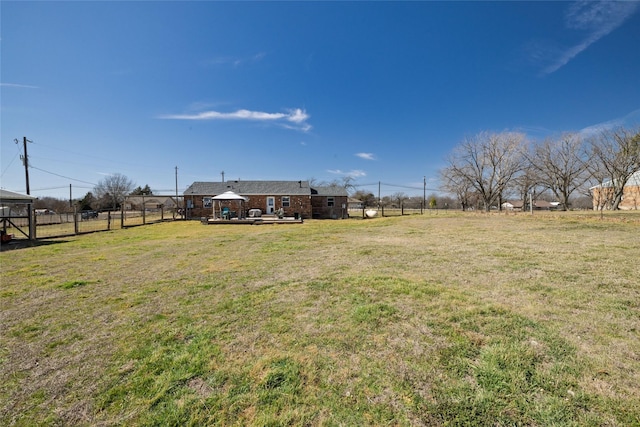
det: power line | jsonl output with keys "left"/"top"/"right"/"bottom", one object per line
{"left": 381, "top": 182, "right": 423, "bottom": 190}
{"left": 30, "top": 140, "right": 145, "bottom": 169}
{"left": 30, "top": 185, "right": 89, "bottom": 192}
{"left": 0, "top": 147, "right": 22, "bottom": 179}
{"left": 353, "top": 182, "right": 441, "bottom": 192}
{"left": 28, "top": 164, "right": 97, "bottom": 186}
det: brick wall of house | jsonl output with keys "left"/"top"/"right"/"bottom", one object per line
{"left": 311, "top": 196, "right": 349, "bottom": 219}
{"left": 592, "top": 185, "right": 640, "bottom": 210}
{"left": 245, "top": 195, "right": 312, "bottom": 218}
{"left": 620, "top": 185, "right": 640, "bottom": 210}
{"left": 186, "top": 194, "right": 312, "bottom": 218}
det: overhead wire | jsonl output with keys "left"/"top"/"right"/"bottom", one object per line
{"left": 30, "top": 140, "right": 145, "bottom": 169}
{"left": 353, "top": 182, "right": 441, "bottom": 193}
{"left": 0, "top": 145, "right": 23, "bottom": 179}
{"left": 28, "top": 164, "right": 98, "bottom": 186}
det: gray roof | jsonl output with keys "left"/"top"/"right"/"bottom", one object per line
{"left": 311, "top": 186, "right": 349, "bottom": 197}
{"left": 184, "top": 181, "right": 312, "bottom": 196}
{"left": 0, "top": 189, "right": 37, "bottom": 204}
{"left": 590, "top": 170, "right": 640, "bottom": 189}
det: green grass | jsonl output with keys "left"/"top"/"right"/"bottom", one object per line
{"left": 1, "top": 211, "right": 639, "bottom": 425}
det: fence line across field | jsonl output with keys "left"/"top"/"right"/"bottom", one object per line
{"left": 2, "top": 208, "right": 180, "bottom": 241}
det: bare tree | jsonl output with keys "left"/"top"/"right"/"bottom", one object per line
{"left": 444, "top": 131, "right": 527, "bottom": 212}
{"left": 340, "top": 176, "right": 357, "bottom": 194}
{"left": 509, "top": 165, "right": 541, "bottom": 211}
{"left": 390, "top": 192, "right": 409, "bottom": 208}
{"left": 587, "top": 160, "right": 615, "bottom": 217}
{"left": 527, "top": 133, "right": 589, "bottom": 210}
{"left": 351, "top": 190, "right": 377, "bottom": 207}
{"left": 34, "top": 197, "right": 70, "bottom": 213}
{"left": 94, "top": 173, "right": 135, "bottom": 210}
{"left": 440, "top": 166, "right": 474, "bottom": 211}
{"left": 587, "top": 126, "right": 640, "bottom": 210}
{"left": 309, "top": 176, "right": 356, "bottom": 194}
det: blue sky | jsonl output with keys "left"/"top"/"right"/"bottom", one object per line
{"left": 2, "top": 1, "right": 639, "bottom": 200}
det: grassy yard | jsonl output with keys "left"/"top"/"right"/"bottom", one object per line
{"left": 1, "top": 212, "right": 639, "bottom": 426}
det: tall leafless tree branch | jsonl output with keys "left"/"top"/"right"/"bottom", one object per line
{"left": 526, "top": 133, "right": 589, "bottom": 210}
{"left": 94, "top": 173, "right": 135, "bottom": 210}
{"left": 443, "top": 131, "right": 527, "bottom": 211}
{"left": 587, "top": 127, "right": 640, "bottom": 210}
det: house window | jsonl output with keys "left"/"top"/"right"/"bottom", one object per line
{"left": 282, "top": 196, "right": 290, "bottom": 207}
{"left": 327, "top": 197, "right": 335, "bottom": 207}
{"left": 203, "top": 197, "right": 212, "bottom": 208}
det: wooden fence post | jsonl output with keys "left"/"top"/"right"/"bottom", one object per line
{"left": 31, "top": 207, "right": 37, "bottom": 240}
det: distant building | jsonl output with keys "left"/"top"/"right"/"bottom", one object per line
{"left": 590, "top": 170, "right": 640, "bottom": 210}
{"left": 184, "top": 180, "right": 349, "bottom": 219}
{"left": 502, "top": 200, "right": 562, "bottom": 211}
{"left": 124, "top": 195, "right": 179, "bottom": 211}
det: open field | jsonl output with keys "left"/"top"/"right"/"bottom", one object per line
{"left": 1, "top": 212, "right": 639, "bottom": 425}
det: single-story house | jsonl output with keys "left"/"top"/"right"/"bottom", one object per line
{"left": 348, "top": 197, "right": 364, "bottom": 210}
{"left": 591, "top": 170, "right": 640, "bottom": 210}
{"left": 124, "top": 195, "right": 179, "bottom": 211}
{"left": 184, "top": 180, "right": 349, "bottom": 219}
{"left": 502, "top": 200, "right": 562, "bottom": 211}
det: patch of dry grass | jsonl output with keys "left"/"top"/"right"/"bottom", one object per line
{"left": 1, "top": 212, "right": 639, "bottom": 425}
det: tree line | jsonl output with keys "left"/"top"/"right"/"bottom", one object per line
{"left": 77, "top": 174, "right": 151, "bottom": 211}
{"left": 440, "top": 126, "right": 640, "bottom": 211}
{"left": 33, "top": 126, "right": 639, "bottom": 214}
{"left": 31, "top": 174, "right": 151, "bottom": 213}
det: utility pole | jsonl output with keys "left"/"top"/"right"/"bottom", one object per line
{"left": 175, "top": 166, "right": 180, "bottom": 218}
{"left": 423, "top": 176, "right": 426, "bottom": 213}
{"left": 15, "top": 137, "right": 32, "bottom": 194}
{"left": 175, "top": 166, "right": 179, "bottom": 200}
{"left": 529, "top": 191, "right": 533, "bottom": 215}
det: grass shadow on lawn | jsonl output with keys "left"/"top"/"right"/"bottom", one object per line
{"left": 0, "top": 238, "right": 70, "bottom": 252}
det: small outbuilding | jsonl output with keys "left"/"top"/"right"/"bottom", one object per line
{"left": 1, "top": 189, "right": 38, "bottom": 241}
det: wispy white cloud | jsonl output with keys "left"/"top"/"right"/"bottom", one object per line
{"left": 537, "top": 1, "right": 639, "bottom": 75}
{"left": 0, "top": 83, "right": 39, "bottom": 89}
{"left": 355, "top": 152, "right": 376, "bottom": 160}
{"left": 159, "top": 108, "right": 311, "bottom": 132}
{"left": 579, "top": 108, "right": 640, "bottom": 137}
{"left": 204, "top": 52, "right": 267, "bottom": 68}
{"left": 327, "top": 169, "right": 367, "bottom": 178}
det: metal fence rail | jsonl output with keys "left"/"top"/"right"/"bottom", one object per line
{"left": 2, "top": 209, "right": 180, "bottom": 241}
